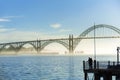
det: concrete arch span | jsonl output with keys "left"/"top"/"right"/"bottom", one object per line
{"left": 41, "top": 40, "right": 69, "bottom": 51}
{"left": 0, "top": 44, "right": 16, "bottom": 52}
{"left": 74, "top": 24, "right": 120, "bottom": 50}
{"left": 0, "top": 42, "right": 37, "bottom": 52}
{"left": 17, "top": 42, "right": 37, "bottom": 52}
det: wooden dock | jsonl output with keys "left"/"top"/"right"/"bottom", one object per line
{"left": 83, "top": 60, "right": 120, "bottom": 80}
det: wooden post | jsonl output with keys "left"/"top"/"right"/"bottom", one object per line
{"left": 84, "top": 72, "right": 87, "bottom": 80}
{"left": 103, "top": 73, "right": 112, "bottom": 80}
{"left": 116, "top": 75, "right": 120, "bottom": 80}
{"left": 108, "top": 61, "right": 110, "bottom": 66}
{"left": 113, "top": 61, "right": 115, "bottom": 66}
{"left": 94, "top": 60, "right": 96, "bottom": 69}
{"left": 117, "top": 47, "right": 120, "bottom": 65}
{"left": 97, "top": 61, "right": 99, "bottom": 69}
{"left": 83, "top": 61, "right": 85, "bottom": 70}
{"left": 94, "top": 73, "right": 100, "bottom": 80}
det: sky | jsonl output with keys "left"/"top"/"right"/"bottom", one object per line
{"left": 0, "top": 0, "right": 120, "bottom": 55}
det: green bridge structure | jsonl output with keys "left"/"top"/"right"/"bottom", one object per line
{"left": 0, "top": 24, "right": 120, "bottom": 53}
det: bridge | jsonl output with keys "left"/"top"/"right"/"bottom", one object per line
{"left": 0, "top": 24, "right": 120, "bottom": 54}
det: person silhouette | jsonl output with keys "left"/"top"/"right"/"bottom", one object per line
{"left": 88, "top": 57, "right": 92, "bottom": 69}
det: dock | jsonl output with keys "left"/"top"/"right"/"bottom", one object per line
{"left": 83, "top": 60, "right": 120, "bottom": 80}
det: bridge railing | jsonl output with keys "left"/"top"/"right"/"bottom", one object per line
{"left": 83, "top": 61, "right": 119, "bottom": 70}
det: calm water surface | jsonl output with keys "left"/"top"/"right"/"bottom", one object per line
{"left": 0, "top": 55, "right": 116, "bottom": 80}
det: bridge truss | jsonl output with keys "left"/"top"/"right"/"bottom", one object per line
{"left": 0, "top": 24, "right": 120, "bottom": 54}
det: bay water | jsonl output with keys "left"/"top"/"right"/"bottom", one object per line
{"left": 0, "top": 55, "right": 116, "bottom": 80}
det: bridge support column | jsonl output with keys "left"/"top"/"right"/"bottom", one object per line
{"left": 69, "top": 34, "right": 73, "bottom": 54}
{"left": 37, "top": 40, "right": 41, "bottom": 53}
{"left": 15, "top": 43, "right": 22, "bottom": 53}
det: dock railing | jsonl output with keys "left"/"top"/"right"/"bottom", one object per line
{"left": 83, "top": 61, "right": 119, "bottom": 70}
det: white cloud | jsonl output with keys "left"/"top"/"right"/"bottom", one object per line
{"left": 50, "top": 23, "right": 61, "bottom": 29}
{"left": 3, "top": 16, "right": 23, "bottom": 18}
{"left": 0, "top": 18, "right": 10, "bottom": 22}
{"left": 59, "top": 29, "right": 72, "bottom": 32}
{"left": 0, "top": 15, "right": 23, "bottom": 22}
{"left": 0, "top": 28, "right": 15, "bottom": 33}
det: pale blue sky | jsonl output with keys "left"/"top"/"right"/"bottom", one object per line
{"left": 0, "top": 0, "right": 120, "bottom": 41}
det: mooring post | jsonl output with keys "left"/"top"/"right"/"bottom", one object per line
{"left": 84, "top": 72, "right": 87, "bottom": 80}
{"left": 94, "top": 60, "right": 96, "bottom": 69}
{"left": 94, "top": 73, "right": 100, "bottom": 80}
{"left": 83, "top": 61, "right": 85, "bottom": 70}
{"left": 117, "top": 47, "right": 120, "bottom": 65}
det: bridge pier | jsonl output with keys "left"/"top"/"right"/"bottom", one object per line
{"left": 69, "top": 34, "right": 73, "bottom": 54}
{"left": 37, "top": 40, "right": 41, "bottom": 53}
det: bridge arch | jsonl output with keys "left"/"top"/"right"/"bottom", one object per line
{"left": 0, "top": 44, "right": 15, "bottom": 52}
{"left": 41, "top": 40, "right": 69, "bottom": 51}
{"left": 74, "top": 24, "right": 120, "bottom": 50}
{"left": 17, "top": 42, "right": 37, "bottom": 52}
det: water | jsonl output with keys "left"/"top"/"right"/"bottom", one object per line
{"left": 0, "top": 55, "right": 116, "bottom": 80}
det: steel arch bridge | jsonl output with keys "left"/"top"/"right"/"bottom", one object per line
{"left": 0, "top": 24, "right": 120, "bottom": 54}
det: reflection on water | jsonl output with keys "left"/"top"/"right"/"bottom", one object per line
{"left": 68, "top": 56, "right": 74, "bottom": 80}
{"left": 0, "top": 55, "right": 116, "bottom": 80}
